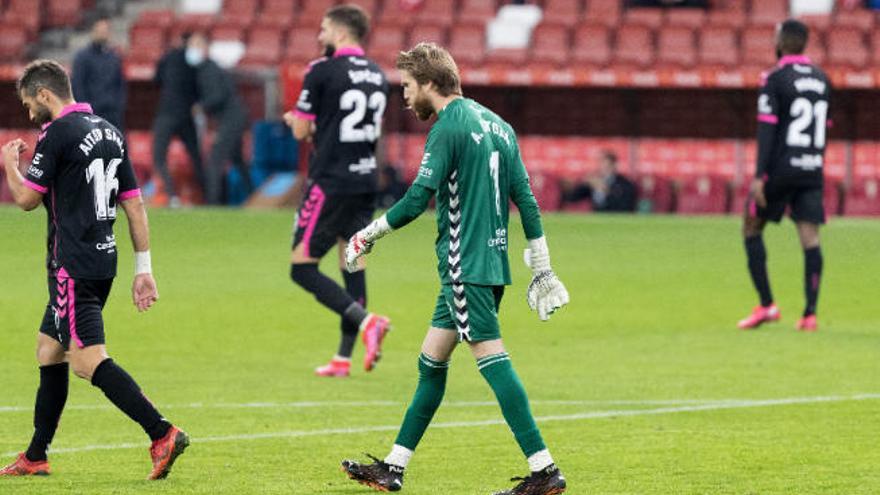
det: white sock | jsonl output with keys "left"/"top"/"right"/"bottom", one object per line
{"left": 333, "top": 355, "right": 351, "bottom": 362}
{"left": 527, "top": 449, "right": 554, "bottom": 472}
{"left": 384, "top": 444, "right": 413, "bottom": 468}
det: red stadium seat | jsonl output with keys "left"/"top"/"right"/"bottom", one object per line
{"left": 257, "top": 0, "right": 296, "bottom": 28}
{"left": 853, "top": 141, "right": 880, "bottom": 179}
{"left": 824, "top": 141, "right": 847, "bottom": 182}
{"left": 368, "top": 24, "right": 407, "bottom": 67}
{"left": 541, "top": 0, "right": 584, "bottom": 28}
{"left": 834, "top": 9, "right": 876, "bottom": 32}
{"left": 296, "top": 0, "right": 338, "bottom": 25}
{"left": 614, "top": 23, "right": 654, "bottom": 68}
{"left": 221, "top": 0, "right": 259, "bottom": 27}
{"left": 826, "top": 27, "right": 868, "bottom": 68}
{"left": 135, "top": 9, "right": 176, "bottom": 29}
{"left": 624, "top": 7, "right": 664, "bottom": 29}
{"left": 803, "top": 31, "right": 827, "bottom": 66}
{"left": 458, "top": 0, "right": 498, "bottom": 24}
{"left": 699, "top": 26, "right": 739, "bottom": 67}
{"left": 355, "top": 0, "right": 380, "bottom": 18}
{"left": 448, "top": 25, "right": 486, "bottom": 66}
{"left": 0, "top": 24, "right": 28, "bottom": 60}
{"left": 3, "top": 9, "right": 40, "bottom": 40}
{"left": 284, "top": 27, "right": 322, "bottom": 63}
{"left": 676, "top": 175, "right": 728, "bottom": 214}
{"left": 665, "top": 8, "right": 706, "bottom": 28}
{"left": 572, "top": 23, "right": 611, "bottom": 66}
{"left": 409, "top": 23, "right": 447, "bottom": 46}
{"left": 530, "top": 23, "right": 570, "bottom": 67}
{"left": 706, "top": 10, "right": 746, "bottom": 29}
{"left": 45, "top": 0, "right": 82, "bottom": 29}
{"left": 486, "top": 48, "right": 528, "bottom": 67}
{"left": 128, "top": 25, "right": 167, "bottom": 64}
{"left": 415, "top": 0, "right": 455, "bottom": 27}
{"left": 748, "top": 0, "right": 788, "bottom": 26}
{"left": 844, "top": 179, "right": 880, "bottom": 216}
{"left": 241, "top": 26, "right": 285, "bottom": 66}
{"left": 211, "top": 25, "right": 245, "bottom": 42}
{"left": 637, "top": 175, "right": 674, "bottom": 213}
{"left": 584, "top": 0, "right": 621, "bottom": 27}
{"left": 740, "top": 26, "right": 776, "bottom": 67}
{"left": 657, "top": 26, "right": 696, "bottom": 68}
{"left": 169, "top": 14, "right": 217, "bottom": 43}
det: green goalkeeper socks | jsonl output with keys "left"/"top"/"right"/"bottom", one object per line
{"left": 394, "top": 353, "right": 449, "bottom": 450}
{"left": 478, "top": 352, "right": 547, "bottom": 457}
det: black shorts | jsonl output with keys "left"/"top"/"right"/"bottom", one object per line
{"left": 292, "top": 182, "right": 376, "bottom": 259}
{"left": 748, "top": 181, "right": 825, "bottom": 225}
{"left": 39, "top": 269, "right": 113, "bottom": 350}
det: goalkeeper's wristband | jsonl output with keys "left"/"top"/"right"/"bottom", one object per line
{"left": 526, "top": 236, "right": 551, "bottom": 273}
{"left": 135, "top": 251, "right": 152, "bottom": 275}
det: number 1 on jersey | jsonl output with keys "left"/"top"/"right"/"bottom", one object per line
{"left": 86, "top": 158, "right": 121, "bottom": 220}
{"left": 489, "top": 151, "right": 501, "bottom": 217}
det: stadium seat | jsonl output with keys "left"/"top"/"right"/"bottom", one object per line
{"left": 740, "top": 26, "right": 776, "bottom": 67}
{"left": 803, "top": 31, "right": 827, "bottom": 66}
{"left": 530, "top": 23, "right": 570, "bottom": 67}
{"left": 241, "top": 26, "right": 285, "bottom": 66}
{"left": 0, "top": 24, "right": 28, "bottom": 60}
{"left": 220, "top": 0, "right": 258, "bottom": 27}
{"left": 3, "top": 8, "right": 40, "bottom": 40}
{"left": 844, "top": 179, "right": 880, "bottom": 216}
{"left": 448, "top": 25, "right": 486, "bottom": 66}
{"left": 170, "top": 14, "right": 217, "bottom": 44}
{"left": 826, "top": 27, "right": 868, "bottom": 68}
{"left": 284, "top": 27, "right": 322, "bottom": 63}
{"left": 834, "top": 9, "right": 876, "bottom": 32}
{"left": 706, "top": 10, "right": 746, "bottom": 30}
{"left": 211, "top": 25, "right": 245, "bottom": 42}
{"left": 748, "top": 0, "right": 788, "bottom": 26}
{"left": 135, "top": 9, "right": 176, "bottom": 29}
{"left": 636, "top": 175, "right": 674, "bottom": 213}
{"left": 296, "top": 0, "right": 338, "bottom": 25}
{"left": 458, "top": 0, "right": 498, "bottom": 24}
{"left": 624, "top": 7, "right": 664, "bottom": 29}
{"left": 571, "top": 23, "right": 611, "bottom": 67}
{"left": 853, "top": 141, "right": 880, "bottom": 179}
{"left": 699, "top": 26, "right": 739, "bottom": 67}
{"left": 541, "top": 0, "right": 583, "bottom": 28}
{"left": 583, "top": 0, "right": 621, "bottom": 27}
{"left": 824, "top": 141, "right": 847, "bottom": 182}
{"left": 675, "top": 175, "right": 728, "bottom": 214}
{"left": 614, "top": 23, "right": 654, "bottom": 68}
{"left": 257, "top": 0, "right": 296, "bottom": 28}
{"left": 414, "top": 0, "right": 456, "bottom": 27}
{"left": 44, "top": 0, "right": 82, "bottom": 29}
{"left": 128, "top": 25, "right": 167, "bottom": 64}
{"left": 368, "top": 24, "right": 407, "bottom": 67}
{"left": 409, "top": 23, "right": 447, "bottom": 46}
{"left": 657, "top": 26, "right": 696, "bottom": 68}
{"left": 665, "top": 8, "right": 706, "bottom": 28}
{"left": 354, "top": 0, "right": 380, "bottom": 18}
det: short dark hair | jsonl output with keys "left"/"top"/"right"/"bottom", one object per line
{"left": 602, "top": 150, "right": 618, "bottom": 165}
{"left": 778, "top": 19, "right": 809, "bottom": 55}
{"left": 16, "top": 59, "right": 72, "bottom": 100}
{"left": 325, "top": 4, "right": 370, "bottom": 42}
{"left": 92, "top": 14, "right": 111, "bottom": 27}
{"left": 396, "top": 42, "right": 462, "bottom": 97}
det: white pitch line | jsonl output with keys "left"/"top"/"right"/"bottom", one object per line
{"left": 5, "top": 393, "right": 877, "bottom": 457}
{"left": 0, "top": 398, "right": 739, "bottom": 414}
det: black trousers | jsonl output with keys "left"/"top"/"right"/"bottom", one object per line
{"left": 205, "top": 110, "right": 252, "bottom": 205}
{"left": 152, "top": 113, "right": 205, "bottom": 198}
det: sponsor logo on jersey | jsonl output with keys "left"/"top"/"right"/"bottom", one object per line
{"left": 418, "top": 166, "right": 433, "bottom": 179}
{"left": 791, "top": 154, "right": 823, "bottom": 170}
{"left": 349, "top": 157, "right": 377, "bottom": 175}
{"left": 347, "top": 69, "right": 383, "bottom": 86}
{"left": 793, "top": 64, "right": 813, "bottom": 75}
{"left": 297, "top": 90, "right": 312, "bottom": 111}
{"left": 758, "top": 94, "right": 773, "bottom": 114}
{"left": 487, "top": 228, "right": 507, "bottom": 250}
{"left": 96, "top": 234, "right": 117, "bottom": 253}
{"left": 421, "top": 153, "right": 431, "bottom": 165}
{"left": 27, "top": 164, "right": 44, "bottom": 178}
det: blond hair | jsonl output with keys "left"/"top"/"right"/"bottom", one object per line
{"left": 396, "top": 42, "right": 462, "bottom": 97}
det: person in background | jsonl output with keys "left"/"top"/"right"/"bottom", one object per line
{"left": 71, "top": 15, "right": 126, "bottom": 130}
{"left": 559, "top": 150, "right": 637, "bottom": 212}
{"left": 152, "top": 33, "right": 206, "bottom": 208}
{"left": 185, "top": 33, "right": 252, "bottom": 205}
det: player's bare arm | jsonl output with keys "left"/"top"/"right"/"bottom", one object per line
{"left": 2, "top": 138, "right": 42, "bottom": 211}
{"left": 120, "top": 196, "right": 159, "bottom": 312}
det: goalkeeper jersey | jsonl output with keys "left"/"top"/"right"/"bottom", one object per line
{"left": 413, "top": 98, "right": 539, "bottom": 287}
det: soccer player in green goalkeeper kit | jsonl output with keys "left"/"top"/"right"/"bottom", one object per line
{"left": 340, "top": 43, "right": 570, "bottom": 495}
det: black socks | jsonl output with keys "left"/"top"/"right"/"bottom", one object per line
{"left": 804, "top": 247, "right": 823, "bottom": 317}
{"left": 745, "top": 235, "right": 774, "bottom": 307}
{"left": 91, "top": 359, "right": 170, "bottom": 441}
{"left": 290, "top": 264, "right": 367, "bottom": 327}
{"left": 339, "top": 270, "right": 367, "bottom": 358}
{"left": 26, "top": 363, "right": 69, "bottom": 462}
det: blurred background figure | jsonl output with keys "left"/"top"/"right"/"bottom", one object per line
{"left": 152, "top": 32, "right": 205, "bottom": 208}
{"left": 186, "top": 33, "right": 252, "bottom": 205}
{"left": 559, "top": 150, "right": 638, "bottom": 212}
{"left": 71, "top": 15, "right": 126, "bottom": 130}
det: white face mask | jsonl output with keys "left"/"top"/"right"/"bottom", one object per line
{"left": 185, "top": 47, "right": 205, "bottom": 66}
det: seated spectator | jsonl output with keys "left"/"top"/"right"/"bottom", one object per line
{"left": 559, "top": 151, "right": 638, "bottom": 212}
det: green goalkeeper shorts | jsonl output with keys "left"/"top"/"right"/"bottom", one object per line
{"left": 431, "top": 283, "right": 505, "bottom": 342}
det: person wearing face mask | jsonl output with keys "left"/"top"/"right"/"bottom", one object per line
{"left": 185, "top": 33, "right": 253, "bottom": 205}
{"left": 71, "top": 15, "right": 126, "bottom": 130}
{"left": 151, "top": 32, "right": 206, "bottom": 207}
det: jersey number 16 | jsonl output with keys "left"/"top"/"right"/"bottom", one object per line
{"left": 86, "top": 158, "right": 121, "bottom": 221}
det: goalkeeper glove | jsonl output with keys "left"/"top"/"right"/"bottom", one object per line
{"left": 523, "top": 236, "right": 570, "bottom": 321}
{"left": 345, "top": 214, "right": 392, "bottom": 273}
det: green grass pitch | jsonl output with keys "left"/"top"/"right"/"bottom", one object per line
{"left": 1, "top": 206, "right": 878, "bottom": 494}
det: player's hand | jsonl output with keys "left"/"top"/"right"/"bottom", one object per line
{"left": 750, "top": 178, "right": 767, "bottom": 208}
{"left": 345, "top": 231, "right": 374, "bottom": 273}
{"left": 527, "top": 270, "right": 570, "bottom": 321}
{"left": 132, "top": 273, "right": 159, "bottom": 312}
{"left": 1, "top": 139, "right": 27, "bottom": 170}
{"left": 282, "top": 111, "right": 296, "bottom": 128}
